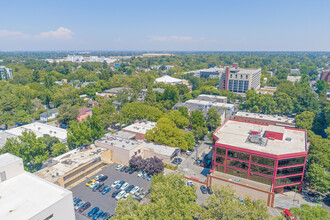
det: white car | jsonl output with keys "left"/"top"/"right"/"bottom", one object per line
{"left": 130, "top": 186, "right": 139, "bottom": 194}
{"left": 115, "top": 164, "right": 123, "bottom": 171}
{"left": 137, "top": 171, "right": 143, "bottom": 177}
{"left": 115, "top": 190, "right": 126, "bottom": 200}
{"left": 122, "top": 192, "right": 129, "bottom": 200}
{"left": 95, "top": 174, "right": 104, "bottom": 181}
{"left": 135, "top": 188, "right": 144, "bottom": 196}
{"left": 111, "top": 180, "right": 120, "bottom": 188}
{"left": 120, "top": 182, "right": 129, "bottom": 190}
{"left": 89, "top": 181, "right": 99, "bottom": 189}
{"left": 74, "top": 200, "right": 84, "bottom": 210}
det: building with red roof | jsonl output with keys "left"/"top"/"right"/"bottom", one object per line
{"left": 77, "top": 107, "right": 92, "bottom": 122}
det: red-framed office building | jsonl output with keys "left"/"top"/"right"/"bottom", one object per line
{"left": 211, "top": 119, "right": 307, "bottom": 193}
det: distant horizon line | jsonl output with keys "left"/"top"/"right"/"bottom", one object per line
{"left": 1, "top": 50, "right": 330, "bottom": 53}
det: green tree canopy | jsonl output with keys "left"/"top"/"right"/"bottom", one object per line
{"left": 206, "top": 107, "right": 221, "bottom": 131}
{"left": 295, "top": 111, "right": 315, "bottom": 130}
{"left": 290, "top": 204, "right": 330, "bottom": 220}
{"left": 190, "top": 110, "right": 205, "bottom": 128}
{"left": 57, "top": 104, "right": 79, "bottom": 126}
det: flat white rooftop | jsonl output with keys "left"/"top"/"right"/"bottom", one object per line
{"left": 155, "top": 75, "right": 182, "bottom": 84}
{"left": 214, "top": 120, "right": 306, "bottom": 155}
{"left": 142, "top": 142, "right": 180, "bottom": 157}
{"left": 0, "top": 172, "right": 71, "bottom": 220}
{"left": 0, "top": 153, "right": 22, "bottom": 167}
{"left": 123, "top": 121, "right": 156, "bottom": 135}
{"left": 186, "top": 99, "right": 235, "bottom": 109}
{"left": 235, "top": 111, "right": 295, "bottom": 124}
{"left": 230, "top": 67, "right": 261, "bottom": 75}
{"left": 5, "top": 122, "right": 67, "bottom": 140}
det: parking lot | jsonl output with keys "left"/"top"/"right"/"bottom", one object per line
{"left": 71, "top": 163, "right": 152, "bottom": 218}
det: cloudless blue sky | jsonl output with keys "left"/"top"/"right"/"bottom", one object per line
{"left": 1, "top": 0, "right": 329, "bottom": 51}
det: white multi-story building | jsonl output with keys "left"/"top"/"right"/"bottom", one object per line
{"left": 0, "top": 153, "right": 75, "bottom": 220}
{"left": 0, "top": 66, "right": 13, "bottom": 80}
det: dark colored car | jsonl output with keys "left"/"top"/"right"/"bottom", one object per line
{"left": 99, "top": 212, "right": 109, "bottom": 220}
{"left": 128, "top": 168, "right": 135, "bottom": 174}
{"left": 125, "top": 185, "right": 134, "bottom": 193}
{"left": 124, "top": 167, "right": 130, "bottom": 173}
{"left": 111, "top": 190, "right": 121, "bottom": 198}
{"left": 132, "top": 196, "right": 142, "bottom": 202}
{"left": 102, "top": 187, "right": 111, "bottom": 195}
{"left": 73, "top": 198, "right": 81, "bottom": 206}
{"left": 88, "top": 207, "right": 99, "bottom": 217}
{"left": 98, "top": 185, "right": 107, "bottom": 192}
{"left": 200, "top": 185, "right": 208, "bottom": 194}
{"left": 107, "top": 214, "right": 115, "bottom": 219}
{"left": 207, "top": 187, "right": 213, "bottom": 194}
{"left": 115, "top": 180, "right": 125, "bottom": 189}
{"left": 92, "top": 210, "right": 103, "bottom": 220}
{"left": 99, "top": 175, "right": 108, "bottom": 181}
{"left": 120, "top": 166, "right": 126, "bottom": 172}
{"left": 79, "top": 202, "right": 91, "bottom": 213}
{"left": 93, "top": 183, "right": 104, "bottom": 192}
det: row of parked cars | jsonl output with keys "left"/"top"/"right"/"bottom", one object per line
{"left": 115, "top": 164, "right": 153, "bottom": 181}
{"left": 110, "top": 179, "right": 149, "bottom": 202}
{"left": 186, "top": 181, "right": 213, "bottom": 195}
{"left": 73, "top": 198, "right": 114, "bottom": 220}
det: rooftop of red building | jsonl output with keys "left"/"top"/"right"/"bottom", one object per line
{"left": 213, "top": 120, "right": 307, "bottom": 155}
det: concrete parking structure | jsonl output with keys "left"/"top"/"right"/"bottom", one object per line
{"left": 71, "top": 163, "right": 152, "bottom": 218}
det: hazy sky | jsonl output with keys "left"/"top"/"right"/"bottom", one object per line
{"left": 1, "top": 0, "right": 330, "bottom": 51}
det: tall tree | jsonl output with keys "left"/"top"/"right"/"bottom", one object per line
{"left": 145, "top": 86, "right": 156, "bottom": 104}
{"left": 190, "top": 110, "right": 205, "bottom": 128}
{"left": 290, "top": 204, "right": 330, "bottom": 220}
{"left": 206, "top": 107, "right": 221, "bottom": 131}
{"left": 57, "top": 104, "right": 79, "bottom": 126}
{"left": 295, "top": 111, "right": 315, "bottom": 130}
{"left": 0, "top": 131, "right": 49, "bottom": 172}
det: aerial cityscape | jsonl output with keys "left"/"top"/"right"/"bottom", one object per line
{"left": 0, "top": 1, "right": 330, "bottom": 220}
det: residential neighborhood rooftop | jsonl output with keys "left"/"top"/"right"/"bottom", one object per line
{"left": 122, "top": 121, "right": 157, "bottom": 135}
{"left": 235, "top": 111, "right": 295, "bottom": 124}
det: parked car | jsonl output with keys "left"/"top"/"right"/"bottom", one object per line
{"left": 120, "top": 182, "right": 129, "bottom": 190}
{"left": 200, "top": 185, "right": 207, "bottom": 194}
{"left": 111, "top": 180, "right": 120, "bottom": 188}
{"left": 116, "top": 180, "right": 125, "bottom": 189}
{"left": 102, "top": 187, "right": 111, "bottom": 195}
{"left": 98, "top": 175, "right": 108, "bottom": 181}
{"left": 120, "top": 166, "right": 126, "bottom": 172}
{"left": 142, "top": 173, "right": 148, "bottom": 179}
{"left": 106, "top": 214, "right": 115, "bottom": 219}
{"left": 186, "top": 150, "right": 193, "bottom": 156}
{"left": 111, "top": 190, "right": 121, "bottom": 198}
{"left": 89, "top": 181, "right": 99, "bottom": 189}
{"left": 128, "top": 168, "right": 135, "bottom": 174}
{"left": 73, "top": 198, "right": 81, "bottom": 206}
{"left": 135, "top": 188, "right": 144, "bottom": 196}
{"left": 133, "top": 196, "right": 142, "bottom": 202}
{"left": 137, "top": 171, "right": 144, "bottom": 177}
{"left": 93, "top": 210, "right": 103, "bottom": 220}
{"left": 98, "top": 212, "right": 108, "bottom": 220}
{"left": 130, "top": 186, "right": 139, "bottom": 194}
{"left": 139, "top": 190, "right": 150, "bottom": 199}
{"left": 74, "top": 200, "right": 85, "bottom": 210}
{"left": 122, "top": 192, "right": 130, "bottom": 199}
{"left": 86, "top": 179, "right": 96, "bottom": 187}
{"left": 207, "top": 187, "right": 213, "bottom": 194}
{"left": 115, "top": 190, "right": 126, "bottom": 200}
{"left": 147, "top": 175, "right": 152, "bottom": 181}
{"left": 95, "top": 174, "right": 104, "bottom": 181}
{"left": 98, "top": 185, "right": 107, "bottom": 192}
{"left": 93, "top": 183, "right": 104, "bottom": 192}
{"left": 125, "top": 185, "right": 135, "bottom": 193}
{"left": 124, "top": 167, "right": 130, "bottom": 173}
{"left": 79, "top": 202, "right": 91, "bottom": 213}
{"left": 88, "top": 207, "right": 99, "bottom": 217}
{"left": 115, "top": 164, "right": 123, "bottom": 170}
{"left": 187, "top": 181, "right": 194, "bottom": 187}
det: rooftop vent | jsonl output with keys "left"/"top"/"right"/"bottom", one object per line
{"left": 122, "top": 145, "right": 125, "bottom": 148}
{"left": 285, "top": 137, "right": 292, "bottom": 141}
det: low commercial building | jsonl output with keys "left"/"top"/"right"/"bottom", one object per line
{"left": 258, "top": 86, "right": 277, "bottom": 95}
{"left": 199, "top": 67, "right": 224, "bottom": 78}
{"left": 235, "top": 111, "right": 296, "bottom": 128}
{"left": 139, "top": 88, "right": 165, "bottom": 101}
{"left": 195, "top": 94, "right": 227, "bottom": 103}
{"left": 103, "top": 87, "right": 131, "bottom": 97}
{"left": 211, "top": 120, "right": 307, "bottom": 193}
{"left": 185, "top": 98, "right": 236, "bottom": 116}
{"left": 40, "top": 108, "right": 58, "bottom": 122}
{"left": 290, "top": 69, "right": 300, "bottom": 74}
{"left": 4, "top": 122, "right": 67, "bottom": 143}
{"left": 95, "top": 133, "right": 180, "bottom": 165}
{"left": 0, "top": 153, "right": 75, "bottom": 220}
{"left": 122, "top": 121, "right": 157, "bottom": 140}
{"left": 320, "top": 69, "right": 330, "bottom": 83}
{"left": 77, "top": 107, "right": 92, "bottom": 122}
{"left": 155, "top": 75, "right": 183, "bottom": 85}
{"left": 287, "top": 75, "right": 301, "bottom": 83}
